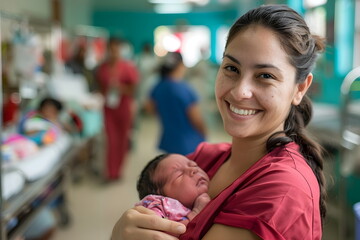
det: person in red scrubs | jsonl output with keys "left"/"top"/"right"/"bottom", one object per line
{"left": 112, "top": 4, "right": 327, "bottom": 240}
{"left": 96, "top": 37, "right": 139, "bottom": 181}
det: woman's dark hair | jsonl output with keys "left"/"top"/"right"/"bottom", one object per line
{"left": 159, "top": 52, "right": 183, "bottom": 78}
{"left": 226, "top": 5, "right": 327, "bottom": 224}
{"left": 137, "top": 153, "right": 169, "bottom": 199}
{"left": 38, "top": 97, "right": 63, "bottom": 112}
{"left": 107, "top": 36, "right": 123, "bottom": 47}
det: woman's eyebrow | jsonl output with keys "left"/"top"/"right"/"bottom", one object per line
{"left": 254, "top": 63, "right": 282, "bottom": 72}
{"left": 223, "top": 54, "right": 240, "bottom": 65}
{"left": 223, "top": 53, "right": 283, "bottom": 74}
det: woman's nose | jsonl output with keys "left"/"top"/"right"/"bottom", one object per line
{"left": 231, "top": 78, "right": 253, "bottom": 99}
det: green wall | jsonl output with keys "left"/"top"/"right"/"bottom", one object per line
{"left": 92, "top": 10, "right": 237, "bottom": 63}
{"left": 92, "top": 1, "right": 357, "bottom": 105}
{"left": 307, "top": 0, "right": 355, "bottom": 105}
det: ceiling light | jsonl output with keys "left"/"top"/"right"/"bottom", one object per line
{"left": 304, "top": 0, "right": 327, "bottom": 8}
{"left": 149, "top": 0, "right": 186, "bottom": 3}
{"left": 162, "top": 34, "right": 181, "bottom": 52}
{"left": 149, "top": 0, "right": 209, "bottom": 5}
{"left": 189, "top": 0, "right": 209, "bottom": 5}
{"left": 154, "top": 3, "right": 192, "bottom": 14}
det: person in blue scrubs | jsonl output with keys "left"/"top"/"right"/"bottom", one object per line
{"left": 146, "top": 52, "right": 207, "bottom": 155}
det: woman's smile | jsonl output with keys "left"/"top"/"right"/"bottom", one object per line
{"left": 229, "top": 104, "right": 258, "bottom": 116}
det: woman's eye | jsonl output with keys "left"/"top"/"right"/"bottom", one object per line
{"left": 224, "top": 65, "right": 239, "bottom": 73}
{"left": 259, "top": 73, "right": 275, "bottom": 79}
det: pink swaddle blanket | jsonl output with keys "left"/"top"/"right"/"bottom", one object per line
{"left": 136, "top": 194, "right": 191, "bottom": 221}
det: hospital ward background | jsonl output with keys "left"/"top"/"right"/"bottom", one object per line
{"left": 1, "top": 0, "right": 360, "bottom": 239}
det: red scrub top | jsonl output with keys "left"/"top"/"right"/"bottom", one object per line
{"left": 182, "top": 142, "right": 322, "bottom": 240}
{"left": 96, "top": 60, "right": 138, "bottom": 179}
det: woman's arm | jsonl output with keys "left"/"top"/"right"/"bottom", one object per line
{"left": 187, "top": 104, "right": 206, "bottom": 137}
{"left": 144, "top": 99, "right": 156, "bottom": 115}
{"left": 111, "top": 206, "right": 186, "bottom": 240}
{"left": 120, "top": 83, "right": 137, "bottom": 97}
{"left": 203, "top": 224, "right": 261, "bottom": 240}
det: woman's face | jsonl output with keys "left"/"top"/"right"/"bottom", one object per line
{"left": 154, "top": 154, "right": 209, "bottom": 209}
{"left": 215, "top": 25, "right": 303, "bottom": 140}
{"left": 108, "top": 42, "right": 121, "bottom": 60}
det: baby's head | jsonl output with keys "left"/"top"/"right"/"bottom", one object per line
{"left": 137, "top": 153, "right": 209, "bottom": 208}
{"left": 38, "top": 97, "right": 63, "bottom": 122}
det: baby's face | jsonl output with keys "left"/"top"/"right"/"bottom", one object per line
{"left": 40, "top": 105, "right": 59, "bottom": 122}
{"left": 153, "top": 154, "right": 209, "bottom": 209}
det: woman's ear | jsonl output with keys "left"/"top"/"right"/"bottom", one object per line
{"left": 292, "top": 73, "right": 313, "bottom": 105}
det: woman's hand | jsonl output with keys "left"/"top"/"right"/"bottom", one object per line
{"left": 111, "top": 206, "right": 186, "bottom": 240}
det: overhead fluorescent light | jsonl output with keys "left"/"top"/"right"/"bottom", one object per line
{"left": 149, "top": 0, "right": 186, "bottom": 4}
{"left": 149, "top": 0, "right": 209, "bottom": 5}
{"left": 162, "top": 34, "right": 181, "bottom": 52}
{"left": 189, "top": 0, "right": 209, "bottom": 5}
{"left": 154, "top": 3, "right": 192, "bottom": 14}
{"left": 304, "top": 0, "right": 327, "bottom": 8}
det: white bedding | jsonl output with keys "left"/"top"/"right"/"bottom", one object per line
{"left": 2, "top": 170, "right": 25, "bottom": 200}
{"left": 11, "top": 133, "right": 72, "bottom": 182}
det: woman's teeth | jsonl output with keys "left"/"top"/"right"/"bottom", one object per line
{"left": 230, "top": 105, "right": 257, "bottom": 116}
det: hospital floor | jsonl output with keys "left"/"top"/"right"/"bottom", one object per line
{"left": 52, "top": 115, "right": 354, "bottom": 240}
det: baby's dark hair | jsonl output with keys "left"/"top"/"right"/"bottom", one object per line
{"left": 38, "top": 97, "right": 63, "bottom": 112}
{"left": 137, "top": 153, "right": 169, "bottom": 199}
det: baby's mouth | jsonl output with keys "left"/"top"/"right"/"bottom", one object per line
{"left": 197, "top": 177, "right": 208, "bottom": 186}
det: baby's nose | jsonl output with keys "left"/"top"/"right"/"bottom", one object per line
{"left": 189, "top": 167, "right": 198, "bottom": 176}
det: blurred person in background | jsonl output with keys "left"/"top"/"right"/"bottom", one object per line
{"left": 95, "top": 36, "right": 139, "bottom": 181}
{"left": 187, "top": 47, "right": 217, "bottom": 128}
{"left": 65, "top": 43, "right": 98, "bottom": 93}
{"left": 19, "top": 97, "right": 69, "bottom": 145}
{"left": 19, "top": 97, "right": 74, "bottom": 240}
{"left": 2, "top": 89, "right": 20, "bottom": 128}
{"left": 145, "top": 52, "right": 206, "bottom": 155}
{"left": 135, "top": 42, "right": 160, "bottom": 113}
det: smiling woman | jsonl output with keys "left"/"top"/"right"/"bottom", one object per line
{"left": 215, "top": 24, "right": 300, "bottom": 140}
{"left": 112, "top": 5, "right": 327, "bottom": 240}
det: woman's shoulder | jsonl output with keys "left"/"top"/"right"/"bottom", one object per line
{"left": 117, "top": 59, "right": 134, "bottom": 66}
{"left": 189, "top": 142, "right": 231, "bottom": 157}
{"left": 250, "top": 142, "right": 319, "bottom": 199}
{"left": 216, "top": 144, "right": 321, "bottom": 239}
{"left": 266, "top": 142, "right": 316, "bottom": 180}
{"left": 96, "top": 60, "right": 108, "bottom": 70}
{"left": 187, "top": 142, "right": 231, "bottom": 174}
{"left": 265, "top": 142, "right": 309, "bottom": 171}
